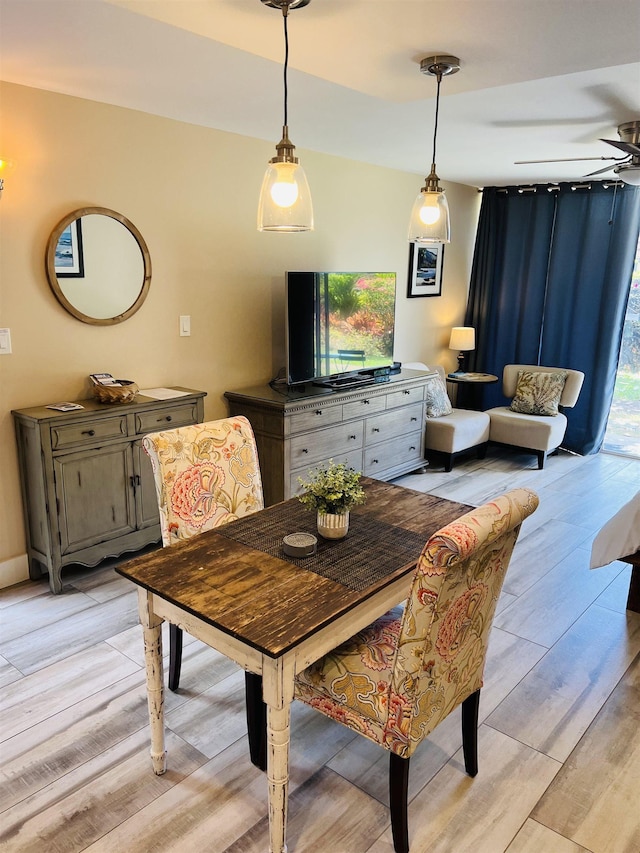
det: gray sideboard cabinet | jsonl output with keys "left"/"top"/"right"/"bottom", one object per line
{"left": 12, "top": 387, "right": 206, "bottom": 594}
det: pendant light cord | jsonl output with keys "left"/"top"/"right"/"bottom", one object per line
{"left": 431, "top": 71, "right": 442, "bottom": 167}
{"left": 282, "top": 5, "right": 289, "bottom": 127}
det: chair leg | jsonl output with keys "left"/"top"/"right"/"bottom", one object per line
{"left": 536, "top": 450, "right": 546, "bottom": 469}
{"left": 389, "top": 752, "right": 410, "bottom": 853}
{"left": 461, "top": 688, "right": 480, "bottom": 777}
{"left": 168, "top": 624, "right": 183, "bottom": 692}
{"left": 444, "top": 453, "right": 454, "bottom": 473}
{"left": 245, "top": 672, "right": 267, "bottom": 771}
{"left": 476, "top": 441, "right": 488, "bottom": 460}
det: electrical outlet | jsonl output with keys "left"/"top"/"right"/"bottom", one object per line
{"left": 0, "top": 328, "right": 12, "bottom": 354}
{"left": 179, "top": 315, "right": 191, "bottom": 337}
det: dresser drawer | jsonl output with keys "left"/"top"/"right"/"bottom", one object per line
{"left": 290, "top": 448, "right": 363, "bottom": 497}
{"left": 366, "top": 403, "right": 424, "bottom": 444}
{"left": 364, "top": 432, "right": 423, "bottom": 476}
{"left": 136, "top": 403, "right": 200, "bottom": 434}
{"left": 342, "top": 394, "right": 386, "bottom": 420}
{"left": 51, "top": 415, "right": 128, "bottom": 450}
{"left": 386, "top": 384, "right": 425, "bottom": 409}
{"left": 289, "top": 421, "right": 364, "bottom": 468}
{"left": 289, "top": 404, "right": 343, "bottom": 434}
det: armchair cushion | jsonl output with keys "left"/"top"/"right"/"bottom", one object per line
{"left": 425, "top": 375, "right": 453, "bottom": 418}
{"left": 510, "top": 370, "right": 567, "bottom": 417}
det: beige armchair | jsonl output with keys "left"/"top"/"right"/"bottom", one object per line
{"left": 294, "top": 488, "right": 539, "bottom": 853}
{"left": 405, "top": 364, "right": 490, "bottom": 472}
{"left": 486, "top": 364, "right": 584, "bottom": 468}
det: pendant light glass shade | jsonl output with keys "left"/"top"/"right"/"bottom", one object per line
{"left": 408, "top": 54, "right": 459, "bottom": 244}
{"left": 257, "top": 0, "right": 313, "bottom": 232}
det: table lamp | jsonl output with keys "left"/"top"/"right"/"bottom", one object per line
{"left": 449, "top": 326, "right": 475, "bottom": 374}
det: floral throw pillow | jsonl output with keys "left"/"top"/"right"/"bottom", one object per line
{"left": 425, "top": 376, "right": 453, "bottom": 418}
{"left": 510, "top": 370, "right": 567, "bottom": 417}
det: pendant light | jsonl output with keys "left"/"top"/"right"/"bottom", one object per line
{"left": 258, "top": 0, "right": 314, "bottom": 232}
{"left": 408, "top": 54, "right": 460, "bottom": 244}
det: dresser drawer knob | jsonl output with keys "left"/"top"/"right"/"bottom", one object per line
{"left": 403, "top": 389, "right": 410, "bottom": 395}
{"left": 372, "top": 427, "right": 380, "bottom": 433}
{"left": 82, "top": 429, "right": 96, "bottom": 437}
{"left": 371, "top": 458, "right": 379, "bottom": 464}
{"left": 302, "top": 448, "right": 309, "bottom": 454}
{"left": 363, "top": 399, "right": 370, "bottom": 405}
{"left": 349, "top": 434, "right": 357, "bottom": 440}
{"left": 411, "top": 416, "right": 417, "bottom": 422}
{"left": 159, "top": 415, "right": 172, "bottom": 422}
{"left": 410, "top": 446, "right": 416, "bottom": 451}
{"left": 315, "top": 410, "right": 323, "bottom": 415}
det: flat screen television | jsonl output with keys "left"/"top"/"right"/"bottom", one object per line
{"left": 286, "top": 271, "right": 397, "bottom": 388}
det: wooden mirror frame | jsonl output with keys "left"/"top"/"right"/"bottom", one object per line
{"left": 45, "top": 207, "right": 152, "bottom": 325}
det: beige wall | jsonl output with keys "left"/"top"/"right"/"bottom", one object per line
{"left": 0, "top": 81, "right": 480, "bottom": 588}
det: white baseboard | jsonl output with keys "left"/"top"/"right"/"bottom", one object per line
{"left": 0, "top": 554, "right": 30, "bottom": 590}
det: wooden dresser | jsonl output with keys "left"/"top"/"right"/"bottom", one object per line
{"left": 12, "top": 387, "right": 206, "bottom": 594}
{"left": 225, "top": 368, "right": 435, "bottom": 506}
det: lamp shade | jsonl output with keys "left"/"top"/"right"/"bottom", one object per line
{"left": 449, "top": 326, "right": 475, "bottom": 351}
{"left": 258, "top": 159, "right": 314, "bottom": 232}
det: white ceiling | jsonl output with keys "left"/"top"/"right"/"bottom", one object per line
{"left": 1, "top": 0, "right": 639, "bottom": 187}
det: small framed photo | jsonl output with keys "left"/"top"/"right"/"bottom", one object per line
{"left": 55, "top": 219, "right": 85, "bottom": 277}
{"left": 407, "top": 242, "right": 444, "bottom": 298}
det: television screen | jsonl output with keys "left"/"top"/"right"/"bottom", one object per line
{"left": 286, "top": 271, "right": 396, "bottom": 386}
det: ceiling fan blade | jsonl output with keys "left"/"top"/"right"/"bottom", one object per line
{"left": 601, "top": 138, "right": 640, "bottom": 156}
{"left": 583, "top": 164, "right": 617, "bottom": 177}
{"left": 514, "top": 156, "right": 621, "bottom": 165}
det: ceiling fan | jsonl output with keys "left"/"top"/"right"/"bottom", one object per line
{"left": 515, "top": 120, "right": 640, "bottom": 185}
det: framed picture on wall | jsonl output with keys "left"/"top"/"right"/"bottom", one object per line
{"left": 407, "top": 242, "right": 444, "bottom": 298}
{"left": 54, "top": 219, "right": 85, "bottom": 278}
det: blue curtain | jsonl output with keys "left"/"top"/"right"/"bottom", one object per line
{"left": 466, "top": 182, "right": 640, "bottom": 455}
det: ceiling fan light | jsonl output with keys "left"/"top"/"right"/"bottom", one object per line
{"left": 614, "top": 162, "right": 640, "bottom": 186}
{"left": 408, "top": 189, "right": 450, "bottom": 243}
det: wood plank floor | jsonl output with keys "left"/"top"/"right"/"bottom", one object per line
{"left": 1, "top": 447, "right": 639, "bottom": 852}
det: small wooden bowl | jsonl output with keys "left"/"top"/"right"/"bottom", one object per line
{"left": 92, "top": 380, "right": 139, "bottom": 404}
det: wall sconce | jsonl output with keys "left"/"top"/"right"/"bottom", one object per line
{"left": 0, "top": 157, "right": 15, "bottom": 199}
{"left": 408, "top": 55, "right": 460, "bottom": 244}
{"left": 449, "top": 326, "right": 475, "bottom": 374}
{"left": 257, "top": 0, "right": 314, "bottom": 232}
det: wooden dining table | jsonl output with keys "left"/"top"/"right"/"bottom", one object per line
{"left": 116, "top": 477, "right": 471, "bottom": 853}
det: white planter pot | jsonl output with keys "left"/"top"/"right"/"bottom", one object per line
{"left": 317, "top": 511, "right": 350, "bottom": 540}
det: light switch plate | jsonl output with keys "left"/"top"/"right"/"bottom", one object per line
{"left": 179, "top": 315, "right": 191, "bottom": 337}
{"left": 0, "top": 328, "right": 12, "bottom": 354}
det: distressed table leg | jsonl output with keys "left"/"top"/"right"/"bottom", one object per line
{"left": 263, "top": 656, "right": 295, "bottom": 853}
{"left": 138, "top": 589, "right": 166, "bottom": 775}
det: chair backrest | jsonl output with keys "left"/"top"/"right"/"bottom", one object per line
{"left": 502, "top": 364, "right": 584, "bottom": 408}
{"left": 403, "top": 363, "right": 446, "bottom": 384}
{"left": 142, "top": 415, "right": 264, "bottom": 546}
{"left": 386, "top": 487, "right": 538, "bottom": 756}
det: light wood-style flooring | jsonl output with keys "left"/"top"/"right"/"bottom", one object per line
{"left": 1, "top": 447, "right": 639, "bottom": 852}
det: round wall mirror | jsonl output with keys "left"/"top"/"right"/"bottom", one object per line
{"left": 45, "top": 207, "right": 151, "bottom": 325}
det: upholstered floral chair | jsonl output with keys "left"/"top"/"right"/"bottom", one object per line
{"left": 294, "top": 487, "right": 538, "bottom": 853}
{"left": 142, "top": 417, "right": 266, "bottom": 761}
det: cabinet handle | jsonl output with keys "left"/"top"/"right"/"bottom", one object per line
{"left": 372, "top": 427, "right": 380, "bottom": 433}
{"left": 410, "top": 446, "right": 416, "bottom": 451}
{"left": 136, "top": 474, "right": 141, "bottom": 486}
{"left": 164, "top": 415, "right": 173, "bottom": 422}
{"left": 403, "top": 390, "right": 410, "bottom": 395}
{"left": 314, "top": 410, "right": 323, "bottom": 416}
{"left": 363, "top": 399, "right": 370, "bottom": 405}
{"left": 82, "top": 429, "right": 96, "bottom": 437}
{"left": 371, "top": 458, "right": 379, "bottom": 464}
{"left": 349, "top": 434, "right": 357, "bottom": 440}
{"left": 302, "top": 448, "right": 309, "bottom": 454}
{"left": 411, "top": 416, "right": 417, "bottom": 422}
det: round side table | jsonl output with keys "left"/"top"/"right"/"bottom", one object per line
{"left": 446, "top": 372, "right": 499, "bottom": 410}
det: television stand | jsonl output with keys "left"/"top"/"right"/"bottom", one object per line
{"left": 225, "top": 368, "right": 436, "bottom": 506}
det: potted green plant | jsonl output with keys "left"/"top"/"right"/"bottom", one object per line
{"left": 297, "top": 460, "right": 366, "bottom": 539}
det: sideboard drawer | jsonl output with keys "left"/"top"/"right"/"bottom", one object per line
{"left": 366, "top": 403, "right": 424, "bottom": 444}
{"left": 364, "top": 432, "right": 423, "bottom": 476}
{"left": 136, "top": 402, "right": 200, "bottom": 434}
{"left": 290, "top": 421, "right": 364, "bottom": 468}
{"left": 289, "top": 404, "right": 343, "bottom": 434}
{"left": 342, "top": 394, "right": 386, "bottom": 421}
{"left": 52, "top": 415, "right": 128, "bottom": 450}
{"left": 386, "top": 385, "right": 425, "bottom": 409}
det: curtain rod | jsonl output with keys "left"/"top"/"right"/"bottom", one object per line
{"left": 480, "top": 181, "right": 624, "bottom": 194}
